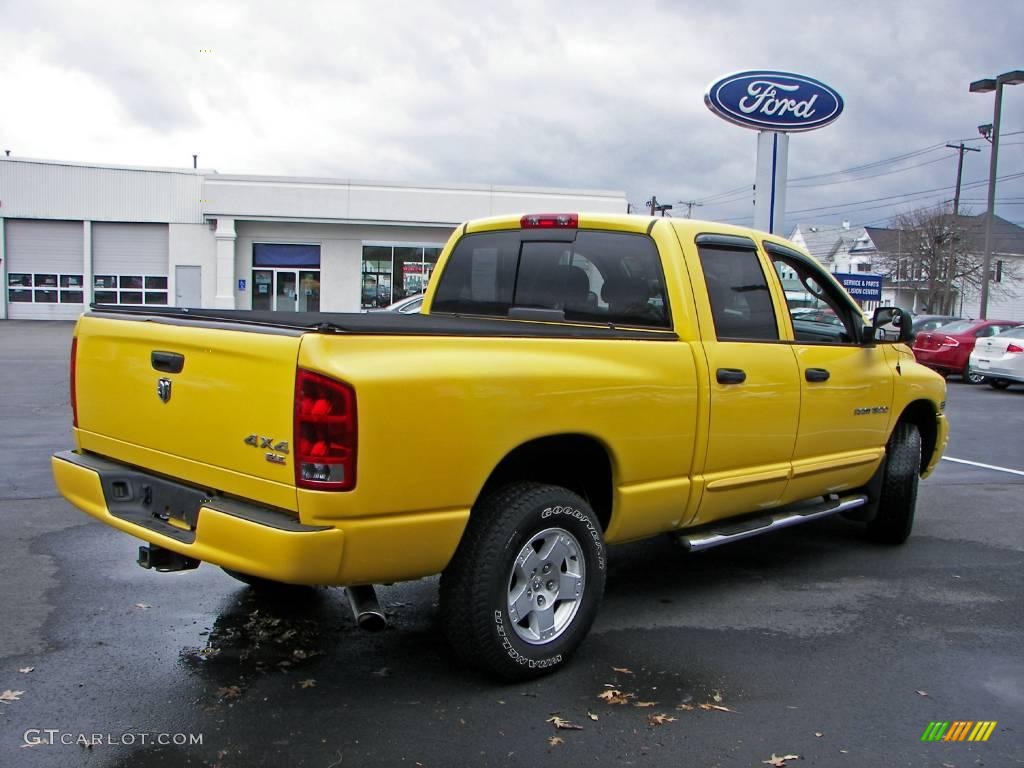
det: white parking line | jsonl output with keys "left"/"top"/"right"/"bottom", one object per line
{"left": 941, "top": 457, "right": 1024, "bottom": 477}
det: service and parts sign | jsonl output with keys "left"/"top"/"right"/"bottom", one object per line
{"left": 705, "top": 71, "right": 844, "bottom": 132}
{"left": 833, "top": 272, "right": 883, "bottom": 302}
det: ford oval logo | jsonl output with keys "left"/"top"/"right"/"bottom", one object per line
{"left": 705, "top": 71, "right": 843, "bottom": 132}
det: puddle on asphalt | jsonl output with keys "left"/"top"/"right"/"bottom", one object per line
{"left": 178, "top": 586, "right": 354, "bottom": 697}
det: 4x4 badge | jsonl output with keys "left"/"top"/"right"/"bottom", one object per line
{"left": 157, "top": 378, "right": 172, "bottom": 403}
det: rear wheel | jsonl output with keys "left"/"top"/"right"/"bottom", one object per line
{"left": 866, "top": 422, "right": 921, "bottom": 545}
{"left": 988, "top": 378, "right": 1011, "bottom": 390}
{"left": 439, "top": 482, "right": 606, "bottom": 680}
{"left": 964, "top": 367, "right": 986, "bottom": 385}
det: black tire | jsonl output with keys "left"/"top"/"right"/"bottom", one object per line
{"left": 221, "top": 567, "right": 312, "bottom": 594}
{"left": 988, "top": 379, "right": 1011, "bottom": 390}
{"left": 866, "top": 422, "right": 921, "bottom": 545}
{"left": 439, "top": 482, "right": 606, "bottom": 681}
{"left": 964, "top": 367, "right": 986, "bottom": 385}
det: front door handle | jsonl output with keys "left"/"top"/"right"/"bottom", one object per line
{"left": 716, "top": 368, "right": 747, "bottom": 384}
{"left": 805, "top": 367, "right": 830, "bottom": 382}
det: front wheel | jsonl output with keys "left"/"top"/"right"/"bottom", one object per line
{"left": 964, "top": 368, "right": 986, "bottom": 385}
{"left": 439, "top": 482, "right": 606, "bottom": 680}
{"left": 866, "top": 422, "right": 921, "bottom": 545}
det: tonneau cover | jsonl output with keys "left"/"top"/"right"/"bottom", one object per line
{"left": 88, "top": 305, "right": 679, "bottom": 341}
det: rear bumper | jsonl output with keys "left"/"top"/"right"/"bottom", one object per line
{"left": 969, "top": 361, "right": 1024, "bottom": 383}
{"left": 912, "top": 347, "right": 966, "bottom": 373}
{"left": 52, "top": 451, "right": 344, "bottom": 584}
{"left": 52, "top": 450, "right": 470, "bottom": 586}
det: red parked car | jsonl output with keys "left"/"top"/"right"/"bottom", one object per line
{"left": 912, "top": 319, "right": 1023, "bottom": 383}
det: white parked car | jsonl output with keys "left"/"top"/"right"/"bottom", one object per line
{"left": 969, "top": 325, "right": 1024, "bottom": 390}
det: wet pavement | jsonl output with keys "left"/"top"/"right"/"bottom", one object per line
{"left": 1, "top": 320, "right": 1022, "bottom": 767}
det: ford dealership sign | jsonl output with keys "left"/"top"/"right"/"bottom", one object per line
{"left": 705, "top": 71, "right": 844, "bottom": 132}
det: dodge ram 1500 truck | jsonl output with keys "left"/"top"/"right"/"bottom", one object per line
{"left": 53, "top": 213, "right": 947, "bottom": 679}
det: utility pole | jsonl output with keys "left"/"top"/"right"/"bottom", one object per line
{"left": 677, "top": 201, "right": 702, "bottom": 219}
{"left": 943, "top": 143, "right": 981, "bottom": 313}
{"left": 946, "top": 143, "right": 980, "bottom": 215}
{"left": 645, "top": 196, "right": 673, "bottom": 217}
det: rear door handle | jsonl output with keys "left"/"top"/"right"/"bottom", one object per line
{"left": 151, "top": 351, "right": 185, "bottom": 374}
{"left": 716, "top": 368, "right": 747, "bottom": 384}
{"left": 805, "top": 368, "right": 830, "bottom": 382}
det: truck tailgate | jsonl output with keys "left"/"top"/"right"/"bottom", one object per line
{"left": 74, "top": 314, "right": 302, "bottom": 511}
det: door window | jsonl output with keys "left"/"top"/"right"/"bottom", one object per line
{"left": 769, "top": 254, "right": 859, "bottom": 344}
{"left": 695, "top": 246, "right": 778, "bottom": 340}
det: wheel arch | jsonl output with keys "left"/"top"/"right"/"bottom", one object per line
{"left": 894, "top": 399, "right": 938, "bottom": 475}
{"left": 477, "top": 434, "right": 614, "bottom": 531}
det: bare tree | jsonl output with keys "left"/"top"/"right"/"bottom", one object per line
{"left": 875, "top": 205, "right": 1019, "bottom": 315}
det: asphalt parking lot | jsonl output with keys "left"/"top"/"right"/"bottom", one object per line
{"left": 1, "top": 320, "right": 1022, "bottom": 767}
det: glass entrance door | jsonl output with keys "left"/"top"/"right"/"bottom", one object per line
{"left": 251, "top": 269, "right": 320, "bottom": 312}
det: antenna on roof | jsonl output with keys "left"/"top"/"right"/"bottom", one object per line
{"left": 193, "top": 154, "right": 198, "bottom": 169}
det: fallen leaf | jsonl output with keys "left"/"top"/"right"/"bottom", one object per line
{"left": 299, "top": 678, "right": 316, "bottom": 689}
{"left": 598, "top": 689, "right": 635, "bottom": 705}
{"left": 547, "top": 715, "right": 584, "bottom": 731}
{"left": 712, "top": 691, "right": 723, "bottom": 703}
{"left": 676, "top": 703, "right": 695, "bottom": 711}
{"left": 762, "top": 754, "right": 801, "bottom": 767}
{"left": 612, "top": 666, "right": 634, "bottom": 675}
{"left": 547, "top": 736, "right": 564, "bottom": 746}
{"left": 915, "top": 690, "right": 928, "bottom": 697}
{"left": 633, "top": 701, "right": 657, "bottom": 708}
{"left": 216, "top": 685, "right": 242, "bottom": 700}
{"left": 698, "top": 703, "right": 737, "bottom": 713}
{"left": 134, "top": 603, "right": 151, "bottom": 610}
{"left": 0, "top": 690, "right": 25, "bottom": 703}
{"left": 648, "top": 713, "right": 677, "bottom": 726}
{"left": 18, "top": 667, "right": 34, "bottom": 674}
{"left": 587, "top": 711, "right": 599, "bottom": 721}
{"left": 815, "top": 732, "right": 823, "bottom": 738}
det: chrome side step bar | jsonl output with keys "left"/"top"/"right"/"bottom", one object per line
{"left": 677, "top": 494, "right": 868, "bottom": 553}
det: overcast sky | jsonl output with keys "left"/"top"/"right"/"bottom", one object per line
{"left": 2, "top": 0, "right": 1023, "bottom": 231}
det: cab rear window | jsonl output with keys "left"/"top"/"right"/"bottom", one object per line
{"left": 431, "top": 230, "right": 670, "bottom": 328}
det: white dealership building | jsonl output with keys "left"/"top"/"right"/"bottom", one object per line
{"left": 0, "top": 156, "right": 626, "bottom": 321}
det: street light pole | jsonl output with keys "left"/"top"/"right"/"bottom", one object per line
{"left": 970, "top": 69, "right": 1024, "bottom": 319}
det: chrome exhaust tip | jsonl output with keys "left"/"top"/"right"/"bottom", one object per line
{"left": 346, "top": 584, "right": 386, "bottom": 631}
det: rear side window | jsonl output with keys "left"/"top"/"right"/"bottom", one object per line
{"left": 431, "top": 230, "right": 670, "bottom": 327}
{"left": 696, "top": 246, "right": 779, "bottom": 340}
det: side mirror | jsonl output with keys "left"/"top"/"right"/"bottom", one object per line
{"left": 862, "top": 306, "right": 912, "bottom": 345}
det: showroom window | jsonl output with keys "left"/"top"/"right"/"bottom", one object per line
{"left": 361, "top": 245, "right": 442, "bottom": 309}
{"left": 8, "top": 273, "right": 85, "bottom": 304}
{"left": 93, "top": 275, "right": 168, "bottom": 305}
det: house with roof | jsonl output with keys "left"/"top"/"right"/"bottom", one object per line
{"left": 850, "top": 214, "right": 1023, "bottom": 320}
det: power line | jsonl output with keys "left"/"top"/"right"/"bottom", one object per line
{"left": 691, "top": 130, "right": 1024, "bottom": 206}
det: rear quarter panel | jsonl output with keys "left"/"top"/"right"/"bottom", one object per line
{"left": 296, "top": 333, "right": 701, "bottom": 544}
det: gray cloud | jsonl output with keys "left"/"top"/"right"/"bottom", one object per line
{"left": 1, "top": 0, "right": 1021, "bottom": 228}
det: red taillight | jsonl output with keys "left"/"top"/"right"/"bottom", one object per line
{"left": 1007, "top": 343, "right": 1024, "bottom": 354}
{"left": 940, "top": 335, "right": 960, "bottom": 347}
{"left": 70, "top": 337, "right": 79, "bottom": 428}
{"left": 520, "top": 213, "right": 578, "bottom": 229}
{"left": 294, "top": 369, "right": 356, "bottom": 491}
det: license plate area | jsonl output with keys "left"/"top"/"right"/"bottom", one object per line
{"left": 99, "top": 470, "right": 213, "bottom": 544}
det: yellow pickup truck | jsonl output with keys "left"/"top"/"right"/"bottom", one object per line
{"left": 53, "top": 212, "right": 947, "bottom": 679}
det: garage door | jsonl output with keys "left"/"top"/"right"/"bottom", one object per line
{"left": 5, "top": 219, "right": 85, "bottom": 320}
{"left": 92, "top": 223, "right": 170, "bottom": 307}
